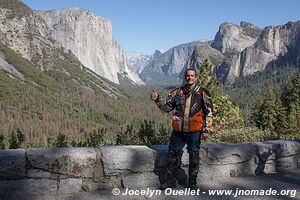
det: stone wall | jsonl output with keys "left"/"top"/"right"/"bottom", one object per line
{"left": 0, "top": 140, "right": 299, "bottom": 195}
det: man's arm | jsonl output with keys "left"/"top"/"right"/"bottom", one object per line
{"left": 151, "top": 89, "right": 176, "bottom": 113}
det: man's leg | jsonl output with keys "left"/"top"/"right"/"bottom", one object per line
{"left": 185, "top": 132, "right": 201, "bottom": 189}
{"left": 160, "top": 131, "right": 185, "bottom": 189}
{"left": 188, "top": 151, "right": 200, "bottom": 188}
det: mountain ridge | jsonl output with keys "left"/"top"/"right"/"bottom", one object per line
{"left": 135, "top": 20, "right": 300, "bottom": 85}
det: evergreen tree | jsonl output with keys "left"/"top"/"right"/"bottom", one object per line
{"left": 198, "top": 59, "right": 220, "bottom": 97}
{"left": 116, "top": 125, "right": 138, "bottom": 145}
{"left": 281, "top": 73, "right": 300, "bottom": 137}
{"left": 157, "top": 123, "right": 170, "bottom": 144}
{"left": 213, "top": 95, "right": 244, "bottom": 131}
{"left": 196, "top": 58, "right": 244, "bottom": 132}
{"left": 0, "top": 134, "right": 5, "bottom": 149}
{"left": 16, "top": 128, "right": 25, "bottom": 145}
{"left": 8, "top": 129, "right": 26, "bottom": 149}
{"left": 55, "top": 133, "right": 68, "bottom": 147}
{"left": 286, "top": 103, "right": 300, "bottom": 137}
{"left": 9, "top": 132, "right": 19, "bottom": 149}
{"left": 137, "top": 120, "right": 158, "bottom": 146}
{"left": 87, "top": 128, "right": 106, "bottom": 147}
{"left": 251, "top": 88, "right": 287, "bottom": 138}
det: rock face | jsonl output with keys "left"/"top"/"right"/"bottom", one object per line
{"left": 212, "top": 22, "right": 261, "bottom": 54}
{"left": 0, "top": 1, "right": 62, "bottom": 69}
{"left": 0, "top": 52, "right": 24, "bottom": 80}
{"left": 137, "top": 22, "right": 261, "bottom": 85}
{"left": 217, "top": 21, "right": 300, "bottom": 84}
{"left": 127, "top": 53, "right": 153, "bottom": 74}
{"left": 140, "top": 41, "right": 225, "bottom": 85}
{"left": 0, "top": 0, "right": 126, "bottom": 97}
{"left": 37, "top": 8, "right": 144, "bottom": 85}
{"left": 138, "top": 20, "right": 299, "bottom": 85}
{"left": 188, "top": 42, "right": 225, "bottom": 69}
{"left": 142, "top": 41, "right": 198, "bottom": 76}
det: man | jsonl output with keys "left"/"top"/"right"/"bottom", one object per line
{"left": 151, "top": 68, "right": 213, "bottom": 189}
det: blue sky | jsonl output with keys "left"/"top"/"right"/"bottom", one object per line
{"left": 22, "top": 0, "right": 300, "bottom": 55}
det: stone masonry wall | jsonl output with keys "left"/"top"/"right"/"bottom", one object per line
{"left": 0, "top": 140, "right": 299, "bottom": 195}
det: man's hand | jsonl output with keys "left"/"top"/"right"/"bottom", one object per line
{"left": 201, "top": 131, "right": 209, "bottom": 139}
{"left": 151, "top": 89, "right": 158, "bottom": 101}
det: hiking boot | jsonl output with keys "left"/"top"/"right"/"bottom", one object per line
{"left": 159, "top": 178, "right": 178, "bottom": 190}
{"left": 188, "top": 183, "right": 198, "bottom": 191}
{"left": 188, "top": 151, "right": 200, "bottom": 190}
{"left": 158, "top": 150, "right": 179, "bottom": 190}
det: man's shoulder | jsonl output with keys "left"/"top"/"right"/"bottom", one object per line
{"left": 169, "top": 87, "right": 181, "bottom": 96}
{"left": 195, "top": 86, "right": 211, "bottom": 97}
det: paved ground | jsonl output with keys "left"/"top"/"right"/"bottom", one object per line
{"left": 2, "top": 170, "right": 300, "bottom": 200}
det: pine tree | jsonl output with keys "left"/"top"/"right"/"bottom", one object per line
{"left": 55, "top": 133, "right": 68, "bottom": 147}
{"left": 116, "top": 125, "right": 138, "bottom": 145}
{"left": 16, "top": 128, "right": 25, "bottom": 145}
{"left": 157, "top": 123, "right": 170, "bottom": 144}
{"left": 286, "top": 103, "right": 300, "bottom": 136}
{"left": 252, "top": 88, "right": 287, "bottom": 138}
{"left": 281, "top": 73, "right": 300, "bottom": 137}
{"left": 198, "top": 59, "right": 220, "bottom": 97}
{"left": 137, "top": 120, "right": 158, "bottom": 146}
{"left": 0, "top": 134, "right": 5, "bottom": 149}
{"left": 195, "top": 58, "right": 244, "bottom": 132}
{"left": 9, "top": 132, "right": 19, "bottom": 149}
{"left": 87, "top": 128, "right": 106, "bottom": 147}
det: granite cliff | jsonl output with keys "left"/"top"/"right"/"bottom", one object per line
{"left": 217, "top": 21, "right": 300, "bottom": 84}
{"left": 37, "top": 8, "right": 144, "bottom": 85}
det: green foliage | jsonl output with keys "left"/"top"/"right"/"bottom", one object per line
{"left": 197, "top": 59, "right": 244, "bottom": 132}
{"left": 281, "top": 73, "right": 300, "bottom": 138}
{"left": 8, "top": 129, "right": 25, "bottom": 149}
{"left": 198, "top": 59, "right": 220, "bottom": 97}
{"left": 137, "top": 120, "right": 158, "bottom": 146}
{"left": 157, "top": 124, "right": 171, "bottom": 145}
{"left": 213, "top": 95, "right": 244, "bottom": 131}
{"left": 16, "top": 128, "right": 25, "bottom": 145}
{"left": 0, "top": 134, "right": 5, "bottom": 149}
{"left": 116, "top": 125, "right": 139, "bottom": 145}
{"left": 86, "top": 128, "right": 107, "bottom": 147}
{"left": 225, "top": 62, "right": 300, "bottom": 118}
{"left": 116, "top": 120, "right": 170, "bottom": 146}
{"left": 0, "top": 45, "right": 171, "bottom": 147}
{"left": 8, "top": 133, "right": 19, "bottom": 149}
{"left": 207, "top": 127, "right": 272, "bottom": 143}
{"left": 55, "top": 133, "right": 68, "bottom": 147}
{"left": 0, "top": 0, "right": 33, "bottom": 19}
{"left": 251, "top": 88, "right": 288, "bottom": 138}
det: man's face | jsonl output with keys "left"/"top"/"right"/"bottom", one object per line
{"left": 185, "top": 70, "right": 197, "bottom": 86}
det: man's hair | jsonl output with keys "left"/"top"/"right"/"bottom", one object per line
{"left": 185, "top": 68, "right": 197, "bottom": 77}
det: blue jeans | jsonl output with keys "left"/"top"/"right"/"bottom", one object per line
{"left": 168, "top": 131, "right": 201, "bottom": 157}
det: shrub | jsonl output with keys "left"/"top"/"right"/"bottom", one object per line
{"left": 55, "top": 133, "right": 68, "bottom": 147}
{"left": 8, "top": 129, "right": 26, "bottom": 149}
{"left": 207, "top": 127, "right": 273, "bottom": 143}
{"left": 0, "top": 134, "right": 5, "bottom": 149}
